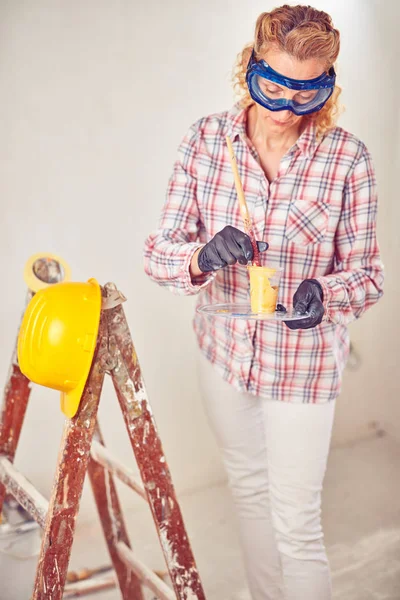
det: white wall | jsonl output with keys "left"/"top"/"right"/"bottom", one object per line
{"left": 0, "top": 0, "right": 398, "bottom": 521}
{"left": 381, "top": 18, "right": 400, "bottom": 443}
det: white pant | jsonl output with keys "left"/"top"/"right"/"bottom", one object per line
{"left": 197, "top": 352, "right": 335, "bottom": 600}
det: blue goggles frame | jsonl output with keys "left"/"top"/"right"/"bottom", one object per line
{"left": 246, "top": 49, "right": 336, "bottom": 116}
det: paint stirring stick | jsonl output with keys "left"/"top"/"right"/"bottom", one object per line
{"left": 225, "top": 135, "right": 261, "bottom": 267}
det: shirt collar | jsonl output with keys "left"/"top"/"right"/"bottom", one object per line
{"left": 295, "top": 119, "right": 319, "bottom": 159}
{"left": 225, "top": 103, "right": 319, "bottom": 160}
{"left": 225, "top": 103, "right": 248, "bottom": 141}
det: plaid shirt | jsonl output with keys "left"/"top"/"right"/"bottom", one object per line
{"left": 144, "top": 104, "right": 384, "bottom": 403}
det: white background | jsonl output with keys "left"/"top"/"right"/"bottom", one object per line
{"left": 0, "top": 0, "right": 398, "bottom": 521}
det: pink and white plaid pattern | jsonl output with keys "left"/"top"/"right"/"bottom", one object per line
{"left": 144, "top": 104, "right": 384, "bottom": 403}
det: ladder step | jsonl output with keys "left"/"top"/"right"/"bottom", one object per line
{"left": 90, "top": 440, "right": 147, "bottom": 501}
{"left": 64, "top": 573, "right": 117, "bottom": 597}
{"left": 0, "top": 456, "right": 48, "bottom": 528}
{"left": 116, "top": 541, "right": 175, "bottom": 600}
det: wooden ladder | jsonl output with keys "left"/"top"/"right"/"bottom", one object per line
{"left": 0, "top": 258, "right": 206, "bottom": 600}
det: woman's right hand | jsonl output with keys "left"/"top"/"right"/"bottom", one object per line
{"left": 193, "top": 226, "right": 268, "bottom": 274}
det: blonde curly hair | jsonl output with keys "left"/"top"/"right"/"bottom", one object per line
{"left": 233, "top": 5, "right": 342, "bottom": 138}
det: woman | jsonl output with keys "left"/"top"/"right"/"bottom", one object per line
{"left": 144, "top": 5, "right": 384, "bottom": 600}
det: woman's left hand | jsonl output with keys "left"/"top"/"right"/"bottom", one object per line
{"left": 285, "top": 279, "right": 325, "bottom": 330}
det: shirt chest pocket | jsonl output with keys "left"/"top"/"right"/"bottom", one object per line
{"left": 285, "top": 200, "right": 329, "bottom": 246}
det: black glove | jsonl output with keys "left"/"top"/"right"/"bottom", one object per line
{"left": 285, "top": 279, "right": 325, "bottom": 330}
{"left": 198, "top": 226, "right": 268, "bottom": 273}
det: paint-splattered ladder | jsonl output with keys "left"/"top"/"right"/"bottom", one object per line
{"left": 0, "top": 256, "right": 206, "bottom": 599}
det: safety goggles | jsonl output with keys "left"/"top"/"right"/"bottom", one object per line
{"left": 246, "top": 49, "right": 336, "bottom": 116}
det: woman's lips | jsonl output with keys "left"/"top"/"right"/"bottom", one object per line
{"left": 270, "top": 117, "right": 292, "bottom": 126}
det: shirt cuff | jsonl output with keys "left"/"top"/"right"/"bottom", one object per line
{"left": 182, "top": 244, "right": 216, "bottom": 294}
{"left": 316, "top": 276, "right": 333, "bottom": 323}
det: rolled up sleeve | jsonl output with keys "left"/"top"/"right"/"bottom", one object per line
{"left": 144, "top": 121, "right": 215, "bottom": 296}
{"left": 317, "top": 146, "right": 384, "bottom": 325}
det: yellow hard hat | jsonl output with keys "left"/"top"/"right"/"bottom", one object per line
{"left": 17, "top": 279, "right": 102, "bottom": 418}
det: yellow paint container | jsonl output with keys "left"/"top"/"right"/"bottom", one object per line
{"left": 248, "top": 265, "right": 282, "bottom": 314}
